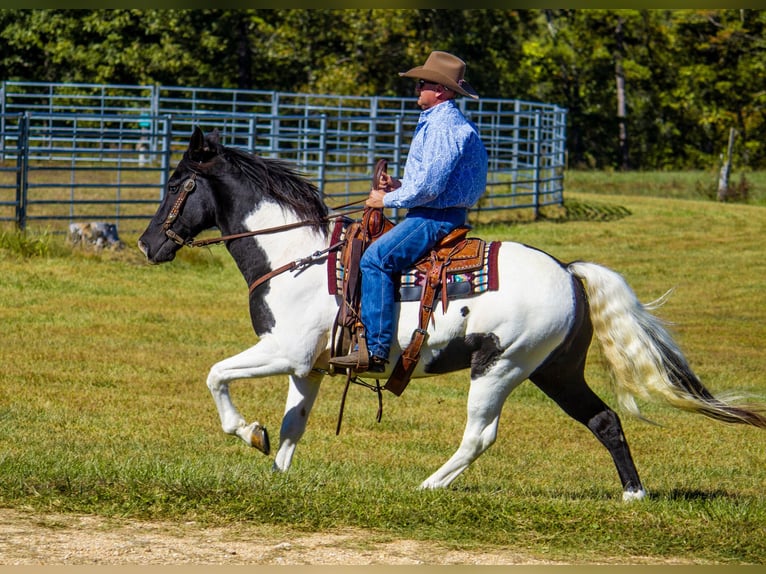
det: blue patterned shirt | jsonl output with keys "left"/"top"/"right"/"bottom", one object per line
{"left": 383, "top": 99, "right": 488, "bottom": 210}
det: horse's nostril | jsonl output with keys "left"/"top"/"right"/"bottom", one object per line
{"left": 137, "top": 239, "right": 148, "bottom": 257}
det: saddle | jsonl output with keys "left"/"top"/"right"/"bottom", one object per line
{"left": 329, "top": 161, "right": 496, "bottom": 397}
{"left": 386, "top": 224, "right": 486, "bottom": 395}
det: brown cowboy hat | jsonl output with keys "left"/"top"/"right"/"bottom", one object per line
{"left": 399, "top": 51, "right": 479, "bottom": 100}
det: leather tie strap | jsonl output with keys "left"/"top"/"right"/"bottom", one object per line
{"left": 248, "top": 241, "right": 345, "bottom": 295}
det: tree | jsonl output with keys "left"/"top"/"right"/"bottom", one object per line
{"left": 3, "top": 9, "right": 766, "bottom": 170}
{"left": 670, "top": 9, "right": 766, "bottom": 168}
{"left": 406, "top": 10, "right": 532, "bottom": 99}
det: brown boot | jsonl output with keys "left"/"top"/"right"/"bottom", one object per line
{"left": 329, "top": 351, "right": 386, "bottom": 373}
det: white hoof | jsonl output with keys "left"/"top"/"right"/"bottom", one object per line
{"left": 622, "top": 488, "right": 647, "bottom": 502}
{"left": 418, "top": 479, "right": 445, "bottom": 490}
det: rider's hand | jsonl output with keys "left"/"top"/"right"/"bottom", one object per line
{"left": 366, "top": 188, "right": 386, "bottom": 208}
{"left": 377, "top": 172, "right": 401, "bottom": 192}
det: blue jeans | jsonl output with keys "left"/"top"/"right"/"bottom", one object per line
{"left": 360, "top": 207, "right": 468, "bottom": 360}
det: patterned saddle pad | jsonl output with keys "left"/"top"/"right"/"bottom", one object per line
{"left": 327, "top": 218, "right": 500, "bottom": 302}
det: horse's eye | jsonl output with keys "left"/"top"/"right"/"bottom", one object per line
{"left": 168, "top": 184, "right": 179, "bottom": 194}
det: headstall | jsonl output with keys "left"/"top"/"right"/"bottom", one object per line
{"left": 162, "top": 173, "right": 198, "bottom": 246}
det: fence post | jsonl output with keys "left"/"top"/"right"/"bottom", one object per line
{"left": 150, "top": 85, "right": 160, "bottom": 155}
{"left": 0, "top": 81, "right": 5, "bottom": 160}
{"left": 532, "top": 111, "right": 541, "bottom": 219}
{"left": 16, "top": 112, "right": 28, "bottom": 230}
{"left": 160, "top": 115, "right": 173, "bottom": 198}
{"left": 317, "top": 114, "right": 327, "bottom": 197}
{"left": 368, "top": 96, "right": 378, "bottom": 170}
{"left": 270, "top": 93, "right": 280, "bottom": 157}
{"left": 248, "top": 115, "right": 256, "bottom": 152}
{"left": 393, "top": 116, "right": 403, "bottom": 179}
{"left": 391, "top": 115, "right": 404, "bottom": 223}
{"left": 512, "top": 101, "right": 521, "bottom": 191}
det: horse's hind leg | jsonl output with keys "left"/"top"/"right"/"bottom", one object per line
{"left": 530, "top": 356, "right": 646, "bottom": 501}
{"left": 419, "top": 360, "right": 524, "bottom": 490}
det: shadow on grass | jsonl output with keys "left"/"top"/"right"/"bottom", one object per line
{"left": 656, "top": 488, "right": 736, "bottom": 502}
{"left": 428, "top": 484, "right": 744, "bottom": 504}
{"left": 554, "top": 198, "right": 632, "bottom": 222}
{"left": 473, "top": 197, "right": 632, "bottom": 229}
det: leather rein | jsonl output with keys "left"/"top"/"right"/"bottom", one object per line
{"left": 160, "top": 172, "right": 366, "bottom": 295}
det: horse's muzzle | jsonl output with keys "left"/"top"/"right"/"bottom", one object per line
{"left": 137, "top": 238, "right": 176, "bottom": 264}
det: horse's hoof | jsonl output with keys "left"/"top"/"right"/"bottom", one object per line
{"left": 622, "top": 488, "right": 647, "bottom": 502}
{"left": 248, "top": 422, "right": 270, "bottom": 455}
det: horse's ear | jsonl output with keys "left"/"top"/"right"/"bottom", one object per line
{"left": 207, "top": 128, "right": 221, "bottom": 147}
{"left": 188, "top": 126, "right": 221, "bottom": 162}
{"left": 189, "top": 126, "right": 205, "bottom": 154}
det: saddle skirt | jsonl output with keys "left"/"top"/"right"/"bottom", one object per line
{"left": 327, "top": 217, "right": 501, "bottom": 305}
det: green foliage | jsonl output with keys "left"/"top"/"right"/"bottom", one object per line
{"left": 0, "top": 229, "right": 69, "bottom": 258}
{"left": 3, "top": 10, "right": 766, "bottom": 170}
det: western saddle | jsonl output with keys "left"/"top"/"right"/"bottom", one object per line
{"left": 331, "top": 159, "right": 487, "bottom": 398}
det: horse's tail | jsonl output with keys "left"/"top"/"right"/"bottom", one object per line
{"left": 568, "top": 261, "right": 766, "bottom": 429}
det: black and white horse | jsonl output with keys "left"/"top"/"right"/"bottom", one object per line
{"left": 138, "top": 127, "right": 766, "bottom": 501}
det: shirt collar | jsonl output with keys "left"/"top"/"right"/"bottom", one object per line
{"left": 420, "top": 98, "right": 456, "bottom": 119}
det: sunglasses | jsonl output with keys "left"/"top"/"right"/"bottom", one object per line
{"left": 416, "top": 79, "right": 440, "bottom": 90}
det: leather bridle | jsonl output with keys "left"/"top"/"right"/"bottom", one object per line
{"left": 161, "top": 173, "right": 199, "bottom": 246}
{"left": 161, "top": 171, "right": 367, "bottom": 249}
{"left": 158, "top": 169, "right": 368, "bottom": 294}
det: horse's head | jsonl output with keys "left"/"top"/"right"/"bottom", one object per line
{"left": 138, "top": 127, "right": 222, "bottom": 263}
{"left": 139, "top": 126, "right": 329, "bottom": 264}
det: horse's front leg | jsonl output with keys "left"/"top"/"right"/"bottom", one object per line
{"left": 206, "top": 338, "right": 294, "bottom": 454}
{"left": 273, "top": 371, "right": 323, "bottom": 472}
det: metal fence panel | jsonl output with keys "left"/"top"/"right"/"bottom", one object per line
{"left": 0, "top": 113, "right": 24, "bottom": 226}
{"left": 0, "top": 81, "right": 567, "bottom": 232}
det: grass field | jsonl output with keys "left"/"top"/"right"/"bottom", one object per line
{"left": 0, "top": 172, "right": 765, "bottom": 564}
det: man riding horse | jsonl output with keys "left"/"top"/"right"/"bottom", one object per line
{"left": 329, "top": 50, "right": 488, "bottom": 374}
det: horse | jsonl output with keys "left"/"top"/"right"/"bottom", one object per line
{"left": 138, "top": 127, "right": 766, "bottom": 501}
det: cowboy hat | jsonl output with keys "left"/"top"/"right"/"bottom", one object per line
{"left": 399, "top": 51, "right": 479, "bottom": 100}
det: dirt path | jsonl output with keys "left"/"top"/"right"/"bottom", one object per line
{"left": 0, "top": 508, "right": 562, "bottom": 565}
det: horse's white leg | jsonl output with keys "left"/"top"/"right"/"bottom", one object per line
{"left": 273, "top": 371, "right": 323, "bottom": 472}
{"left": 419, "top": 363, "right": 525, "bottom": 490}
{"left": 206, "top": 338, "right": 294, "bottom": 452}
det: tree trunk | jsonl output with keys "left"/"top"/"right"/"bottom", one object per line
{"left": 718, "top": 127, "right": 736, "bottom": 201}
{"left": 615, "top": 16, "right": 629, "bottom": 170}
{"left": 236, "top": 15, "right": 253, "bottom": 90}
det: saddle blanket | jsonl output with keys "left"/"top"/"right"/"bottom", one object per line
{"left": 327, "top": 218, "right": 501, "bottom": 302}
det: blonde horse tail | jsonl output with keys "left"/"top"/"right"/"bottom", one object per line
{"left": 568, "top": 261, "right": 766, "bottom": 429}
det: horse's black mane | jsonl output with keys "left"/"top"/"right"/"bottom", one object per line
{"left": 222, "top": 145, "right": 329, "bottom": 232}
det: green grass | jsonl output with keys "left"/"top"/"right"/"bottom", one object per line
{"left": 1, "top": 174, "right": 765, "bottom": 564}
{"left": 564, "top": 168, "right": 766, "bottom": 206}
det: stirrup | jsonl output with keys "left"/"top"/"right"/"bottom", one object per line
{"left": 329, "top": 350, "right": 386, "bottom": 374}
